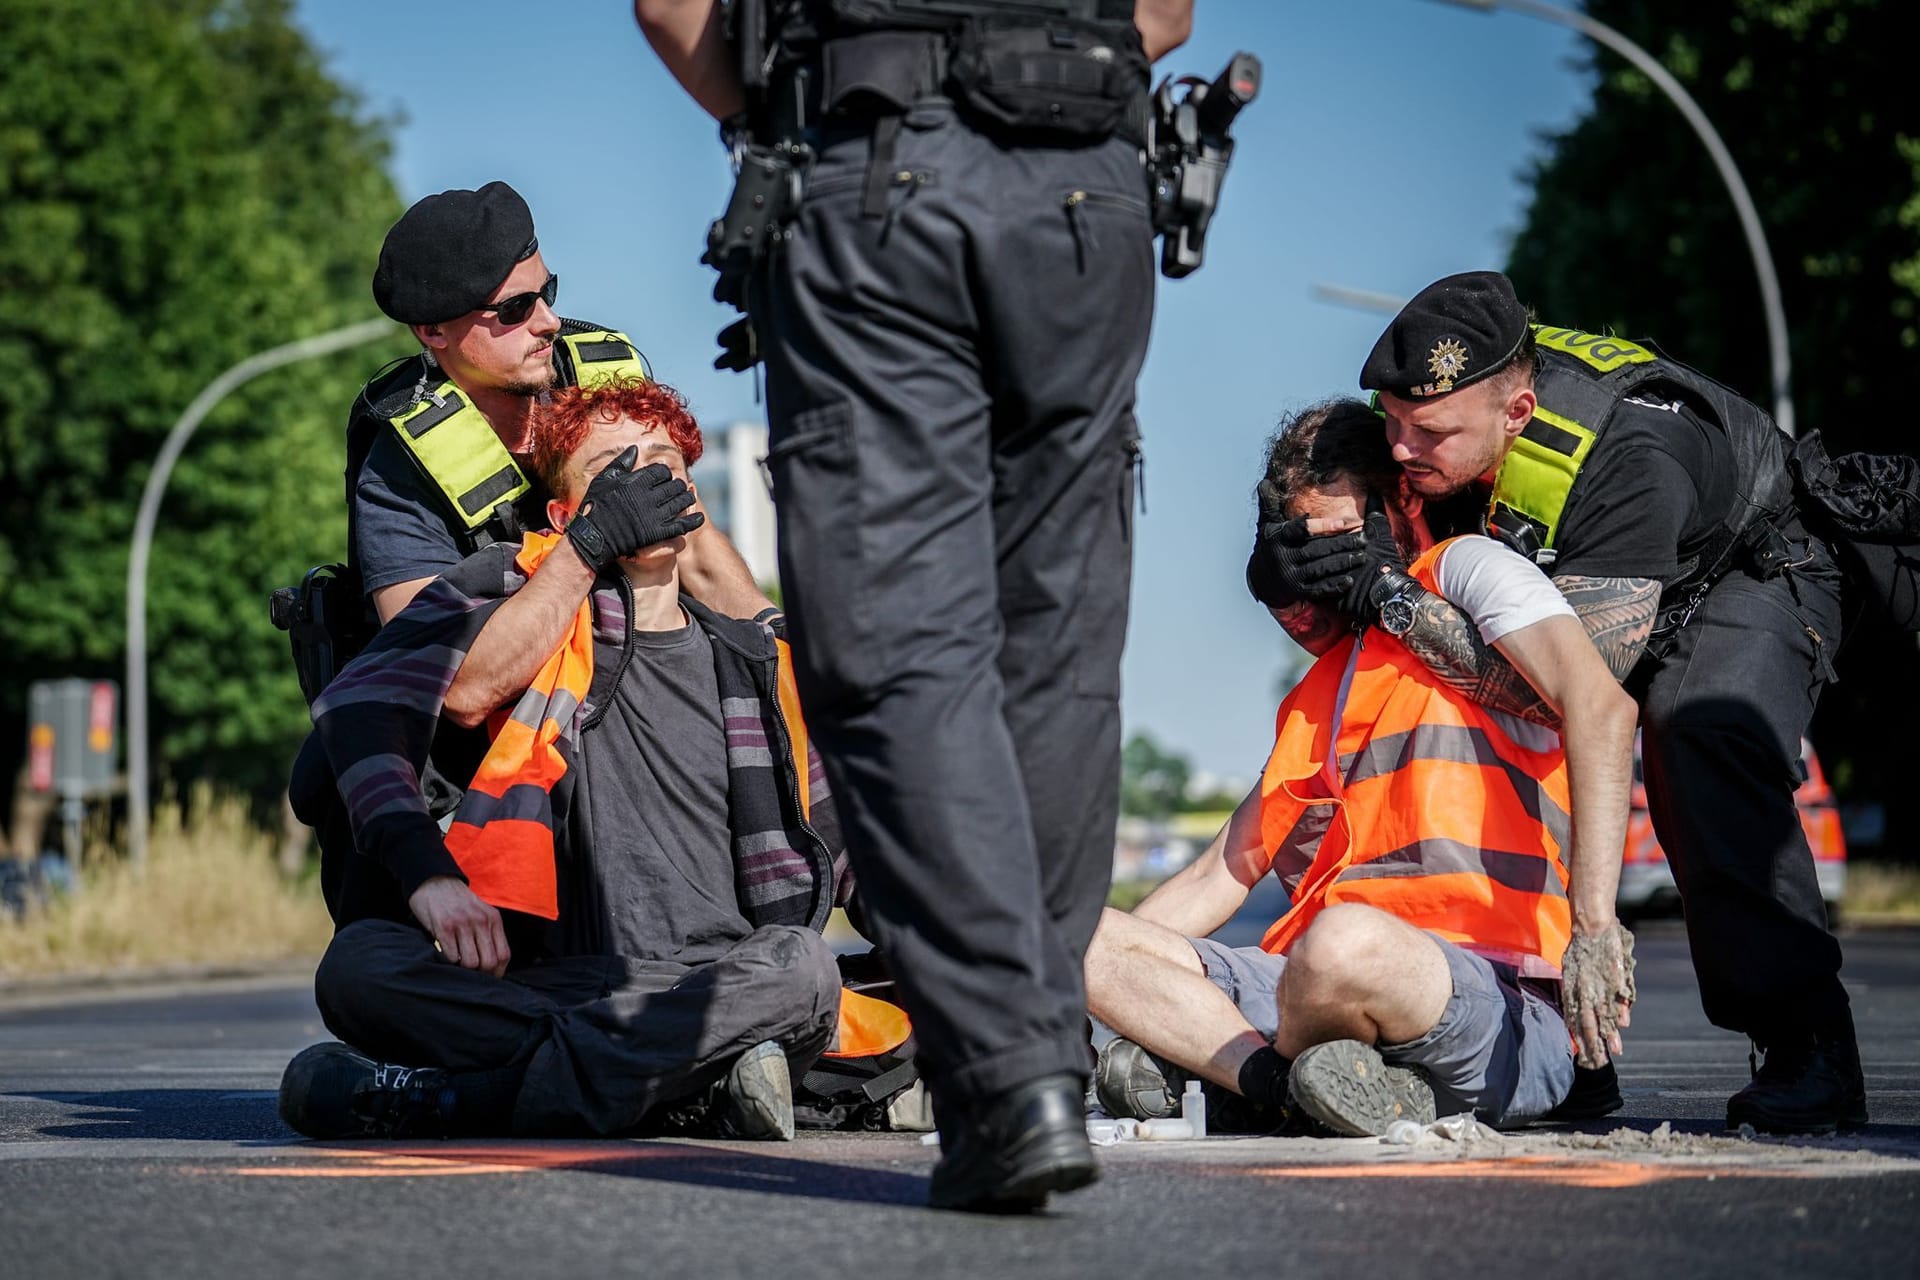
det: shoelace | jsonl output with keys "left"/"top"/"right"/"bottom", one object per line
{"left": 357, "top": 1063, "right": 451, "bottom": 1135}
{"left": 1748, "top": 1037, "right": 1818, "bottom": 1082}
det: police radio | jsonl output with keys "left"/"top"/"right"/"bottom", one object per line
{"left": 1483, "top": 504, "right": 1555, "bottom": 567}
{"left": 1148, "top": 52, "right": 1261, "bottom": 279}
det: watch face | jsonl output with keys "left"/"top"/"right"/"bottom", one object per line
{"left": 1379, "top": 595, "right": 1417, "bottom": 637}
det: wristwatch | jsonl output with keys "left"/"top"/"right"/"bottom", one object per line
{"left": 1369, "top": 571, "right": 1422, "bottom": 638}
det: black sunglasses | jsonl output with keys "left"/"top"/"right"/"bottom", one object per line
{"left": 475, "top": 273, "right": 558, "bottom": 327}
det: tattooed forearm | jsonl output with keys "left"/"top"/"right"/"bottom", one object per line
{"left": 1550, "top": 575, "right": 1661, "bottom": 682}
{"left": 1400, "top": 590, "right": 1563, "bottom": 728}
{"left": 1395, "top": 574, "right": 1661, "bottom": 725}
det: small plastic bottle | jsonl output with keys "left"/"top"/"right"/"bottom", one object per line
{"left": 1181, "top": 1078, "right": 1208, "bottom": 1138}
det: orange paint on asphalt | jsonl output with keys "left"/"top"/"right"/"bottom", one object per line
{"left": 211, "top": 1142, "right": 695, "bottom": 1179}
{"left": 1249, "top": 1157, "right": 1809, "bottom": 1188}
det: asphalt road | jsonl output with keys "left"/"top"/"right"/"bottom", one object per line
{"left": 2, "top": 920, "right": 1916, "bottom": 1280}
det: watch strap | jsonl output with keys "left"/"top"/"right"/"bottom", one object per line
{"left": 566, "top": 511, "right": 612, "bottom": 570}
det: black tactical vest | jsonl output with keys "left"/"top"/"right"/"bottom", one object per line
{"left": 1487, "top": 326, "right": 1795, "bottom": 619}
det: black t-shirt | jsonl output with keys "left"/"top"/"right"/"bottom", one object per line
{"left": 572, "top": 616, "right": 750, "bottom": 964}
{"left": 353, "top": 428, "right": 551, "bottom": 595}
{"left": 1544, "top": 394, "right": 1736, "bottom": 584}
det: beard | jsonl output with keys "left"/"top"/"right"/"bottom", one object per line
{"left": 502, "top": 349, "right": 558, "bottom": 399}
{"left": 1406, "top": 432, "right": 1505, "bottom": 499}
{"left": 503, "top": 369, "right": 556, "bottom": 399}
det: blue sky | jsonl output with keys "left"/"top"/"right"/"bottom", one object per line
{"left": 291, "top": 0, "right": 1593, "bottom": 779}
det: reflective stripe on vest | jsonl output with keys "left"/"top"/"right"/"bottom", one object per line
{"left": 1255, "top": 540, "right": 1573, "bottom": 971}
{"left": 556, "top": 329, "right": 651, "bottom": 391}
{"left": 387, "top": 384, "right": 531, "bottom": 534}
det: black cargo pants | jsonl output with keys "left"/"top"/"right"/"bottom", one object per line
{"left": 761, "top": 101, "right": 1155, "bottom": 1104}
{"left": 1633, "top": 528, "right": 1850, "bottom": 1041}
{"left": 315, "top": 920, "right": 841, "bottom": 1135}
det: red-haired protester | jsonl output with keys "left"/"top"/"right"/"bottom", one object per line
{"left": 279, "top": 380, "right": 916, "bottom": 1142}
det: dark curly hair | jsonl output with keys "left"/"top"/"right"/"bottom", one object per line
{"left": 1254, "top": 397, "right": 1399, "bottom": 528}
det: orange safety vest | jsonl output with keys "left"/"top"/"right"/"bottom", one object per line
{"left": 444, "top": 532, "right": 907, "bottom": 1058}
{"left": 1256, "top": 540, "right": 1574, "bottom": 973}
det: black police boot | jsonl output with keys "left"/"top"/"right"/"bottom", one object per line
{"left": 278, "top": 1041, "right": 458, "bottom": 1139}
{"left": 1727, "top": 1018, "right": 1869, "bottom": 1135}
{"left": 1544, "top": 1060, "right": 1624, "bottom": 1123}
{"left": 928, "top": 1073, "right": 1098, "bottom": 1213}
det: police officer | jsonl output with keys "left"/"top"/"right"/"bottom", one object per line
{"left": 355, "top": 181, "right": 772, "bottom": 660}
{"left": 1277, "top": 271, "right": 1863, "bottom": 1135}
{"left": 636, "top": 0, "right": 1194, "bottom": 1209}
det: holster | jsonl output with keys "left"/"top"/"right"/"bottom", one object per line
{"left": 703, "top": 140, "right": 811, "bottom": 313}
{"left": 270, "top": 563, "right": 373, "bottom": 706}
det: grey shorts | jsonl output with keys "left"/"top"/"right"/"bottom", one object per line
{"left": 1187, "top": 933, "right": 1575, "bottom": 1128}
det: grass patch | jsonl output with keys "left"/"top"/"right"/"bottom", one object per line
{"left": 1107, "top": 879, "right": 1159, "bottom": 913}
{"left": 0, "top": 787, "right": 332, "bottom": 980}
{"left": 1843, "top": 862, "right": 1920, "bottom": 921}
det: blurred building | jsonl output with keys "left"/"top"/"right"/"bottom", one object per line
{"left": 692, "top": 422, "right": 777, "bottom": 588}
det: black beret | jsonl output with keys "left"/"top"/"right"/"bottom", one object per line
{"left": 372, "top": 181, "right": 539, "bottom": 325}
{"left": 1359, "top": 270, "right": 1528, "bottom": 399}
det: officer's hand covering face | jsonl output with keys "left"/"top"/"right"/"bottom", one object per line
{"left": 1267, "top": 475, "right": 1429, "bottom": 656}
{"left": 553, "top": 418, "right": 702, "bottom": 568}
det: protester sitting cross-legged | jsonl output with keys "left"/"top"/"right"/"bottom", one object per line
{"left": 1082, "top": 398, "right": 1640, "bottom": 1137}
{"left": 279, "top": 377, "right": 874, "bottom": 1141}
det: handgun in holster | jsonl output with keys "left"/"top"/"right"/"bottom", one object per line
{"left": 1147, "top": 52, "right": 1261, "bottom": 279}
{"left": 270, "top": 563, "right": 373, "bottom": 706}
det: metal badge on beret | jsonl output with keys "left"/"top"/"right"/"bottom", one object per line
{"left": 1425, "top": 336, "right": 1471, "bottom": 395}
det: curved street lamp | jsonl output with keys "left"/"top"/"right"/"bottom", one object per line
{"left": 1429, "top": 0, "right": 1795, "bottom": 436}
{"left": 126, "top": 318, "right": 395, "bottom": 867}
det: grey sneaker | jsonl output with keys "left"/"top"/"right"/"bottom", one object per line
{"left": 715, "top": 1040, "right": 795, "bottom": 1141}
{"left": 1288, "top": 1039, "right": 1436, "bottom": 1137}
{"left": 1093, "top": 1037, "right": 1187, "bottom": 1120}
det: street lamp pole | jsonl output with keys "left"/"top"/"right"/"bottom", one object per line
{"left": 126, "top": 318, "right": 394, "bottom": 868}
{"left": 1431, "top": 0, "right": 1794, "bottom": 436}
{"left": 1309, "top": 283, "right": 1412, "bottom": 315}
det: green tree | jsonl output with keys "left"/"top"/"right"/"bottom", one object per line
{"left": 0, "top": 0, "right": 410, "bottom": 814}
{"left": 1121, "top": 731, "right": 1193, "bottom": 819}
{"left": 1505, "top": 0, "right": 1920, "bottom": 854}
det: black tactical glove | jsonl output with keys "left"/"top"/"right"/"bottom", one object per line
{"left": 1246, "top": 493, "right": 1407, "bottom": 619}
{"left": 1247, "top": 520, "right": 1362, "bottom": 609}
{"left": 564, "top": 444, "right": 706, "bottom": 572}
{"left": 1333, "top": 494, "right": 1412, "bottom": 624}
